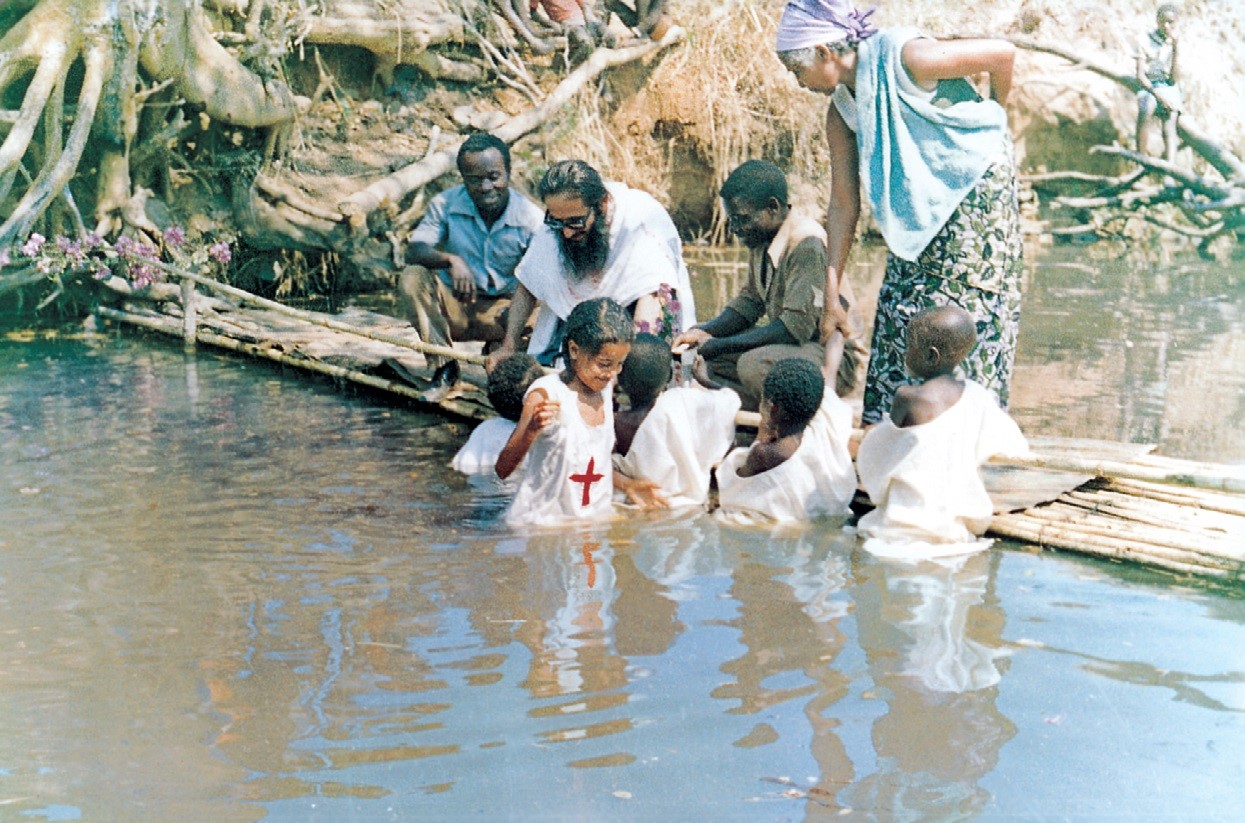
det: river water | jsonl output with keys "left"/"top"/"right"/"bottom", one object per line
{"left": 1, "top": 246, "right": 1242, "bottom": 821}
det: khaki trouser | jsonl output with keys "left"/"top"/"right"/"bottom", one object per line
{"left": 706, "top": 340, "right": 825, "bottom": 411}
{"left": 397, "top": 265, "right": 511, "bottom": 366}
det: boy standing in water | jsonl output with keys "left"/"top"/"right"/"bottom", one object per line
{"left": 613, "top": 333, "right": 741, "bottom": 509}
{"left": 855, "top": 305, "right": 1029, "bottom": 559}
{"left": 714, "top": 334, "right": 856, "bottom": 524}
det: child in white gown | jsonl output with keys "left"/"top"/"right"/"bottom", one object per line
{"left": 716, "top": 334, "right": 856, "bottom": 524}
{"left": 856, "top": 305, "right": 1029, "bottom": 559}
{"left": 497, "top": 298, "right": 634, "bottom": 527}
{"left": 613, "top": 334, "right": 741, "bottom": 509}
{"left": 452, "top": 353, "right": 545, "bottom": 475}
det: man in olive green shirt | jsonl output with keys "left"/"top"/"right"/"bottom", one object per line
{"left": 674, "top": 160, "right": 827, "bottom": 410}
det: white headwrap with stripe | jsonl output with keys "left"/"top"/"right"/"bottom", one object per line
{"left": 774, "top": 0, "right": 878, "bottom": 52}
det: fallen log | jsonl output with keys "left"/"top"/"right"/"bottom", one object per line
{"left": 146, "top": 259, "right": 486, "bottom": 366}
{"left": 337, "top": 26, "right": 686, "bottom": 227}
{"left": 991, "top": 451, "right": 1245, "bottom": 495}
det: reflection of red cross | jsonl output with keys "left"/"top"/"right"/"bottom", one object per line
{"left": 569, "top": 457, "right": 604, "bottom": 507}
{"left": 581, "top": 541, "right": 599, "bottom": 588}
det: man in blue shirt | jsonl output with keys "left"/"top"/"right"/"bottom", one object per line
{"left": 399, "top": 132, "right": 543, "bottom": 372}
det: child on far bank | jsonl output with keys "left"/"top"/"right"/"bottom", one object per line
{"left": 855, "top": 305, "right": 1030, "bottom": 560}
{"left": 613, "top": 333, "right": 741, "bottom": 509}
{"left": 714, "top": 332, "right": 857, "bottom": 524}
{"left": 452, "top": 353, "right": 545, "bottom": 475}
{"left": 498, "top": 297, "right": 657, "bottom": 527}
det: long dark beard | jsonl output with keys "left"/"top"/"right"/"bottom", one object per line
{"left": 562, "top": 215, "right": 609, "bottom": 281}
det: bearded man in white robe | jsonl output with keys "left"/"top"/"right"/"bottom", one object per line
{"left": 487, "top": 159, "right": 696, "bottom": 368}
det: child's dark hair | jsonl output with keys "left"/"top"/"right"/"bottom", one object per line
{"left": 619, "top": 333, "right": 672, "bottom": 406}
{"left": 561, "top": 297, "right": 634, "bottom": 364}
{"left": 488, "top": 353, "right": 544, "bottom": 421}
{"left": 762, "top": 358, "right": 824, "bottom": 435}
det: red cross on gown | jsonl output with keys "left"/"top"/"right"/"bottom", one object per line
{"left": 569, "top": 457, "right": 604, "bottom": 507}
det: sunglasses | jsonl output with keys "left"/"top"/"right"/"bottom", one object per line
{"left": 544, "top": 210, "right": 593, "bottom": 231}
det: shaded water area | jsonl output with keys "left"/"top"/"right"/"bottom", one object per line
{"left": 1, "top": 246, "right": 1243, "bottom": 821}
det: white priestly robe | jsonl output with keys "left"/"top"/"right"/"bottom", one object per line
{"left": 515, "top": 182, "right": 696, "bottom": 359}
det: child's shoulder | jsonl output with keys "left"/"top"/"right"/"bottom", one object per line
{"left": 892, "top": 378, "right": 964, "bottom": 427}
{"left": 525, "top": 371, "right": 563, "bottom": 399}
{"left": 741, "top": 438, "right": 796, "bottom": 478}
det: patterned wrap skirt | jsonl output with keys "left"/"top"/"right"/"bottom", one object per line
{"left": 861, "top": 145, "right": 1024, "bottom": 425}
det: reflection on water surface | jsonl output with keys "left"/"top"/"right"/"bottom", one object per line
{"left": 1, "top": 247, "right": 1243, "bottom": 821}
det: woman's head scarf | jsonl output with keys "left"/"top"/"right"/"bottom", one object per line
{"left": 774, "top": 0, "right": 878, "bottom": 52}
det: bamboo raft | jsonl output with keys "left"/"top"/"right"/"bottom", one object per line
{"left": 94, "top": 269, "right": 1245, "bottom": 584}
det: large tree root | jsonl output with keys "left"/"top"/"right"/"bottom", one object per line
{"left": 0, "top": 0, "right": 298, "bottom": 248}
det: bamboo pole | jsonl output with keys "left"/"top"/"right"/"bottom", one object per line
{"left": 1020, "top": 505, "right": 1233, "bottom": 559}
{"left": 180, "top": 278, "right": 197, "bottom": 347}
{"left": 989, "top": 513, "right": 1241, "bottom": 580}
{"left": 989, "top": 451, "right": 1245, "bottom": 494}
{"left": 96, "top": 306, "right": 490, "bottom": 421}
{"left": 1063, "top": 488, "right": 1243, "bottom": 534}
{"left": 1103, "top": 477, "right": 1245, "bottom": 517}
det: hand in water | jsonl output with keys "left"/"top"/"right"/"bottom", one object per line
{"left": 615, "top": 473, "right": 669, "bottom": 510}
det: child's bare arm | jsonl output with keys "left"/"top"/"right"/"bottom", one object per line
{"left": 690, "top": 354, "right": 724, "bottom": 390}
{"left": 496, "top": 388, "right": 558, "bottom": 479}
{"left": 822, "top": 329, "right": 844, "bottom": 381}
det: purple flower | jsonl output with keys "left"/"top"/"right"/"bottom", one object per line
{"left": 114, "top": 235, "right": 135, "bottom": 256}
{"left": 636, "top": 320, "right": 652, "bottom": 334}
{"left": 91, "top": 262, "right": 111, "bottom": 280}
{"left": 163, "top": 226, "right": 185, "bottom": 247}
{"left": 84, "top": 233, "right": 103, "bottom": 249}
{"left": 20, "top": 233, "right": 45, "bottom": 257}
{"left": 56, "top": 236, "right": 86, "bottom": 265}
{"left": 208, "top": 241, "right": 232, "bottom": 264}
{"left": 0, "top": 249, "right": 10, "bottom": 267}
{"left": 130, "top": 262, "right": 156, "bottom": 288}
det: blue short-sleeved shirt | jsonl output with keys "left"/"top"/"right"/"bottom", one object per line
{"left": 408, "top": 185, "right": 544, "bottom": 297}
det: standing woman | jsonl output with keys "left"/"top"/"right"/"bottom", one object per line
{"left": 775, "top": 1, "right": 1023, "bottom": 425}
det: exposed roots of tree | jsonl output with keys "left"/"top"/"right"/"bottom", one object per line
{"left": 0, "top": 0, "right": 298, "bottom": 249}
{"left": 1, "top": 0, "right": 686, "bottom": 301}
